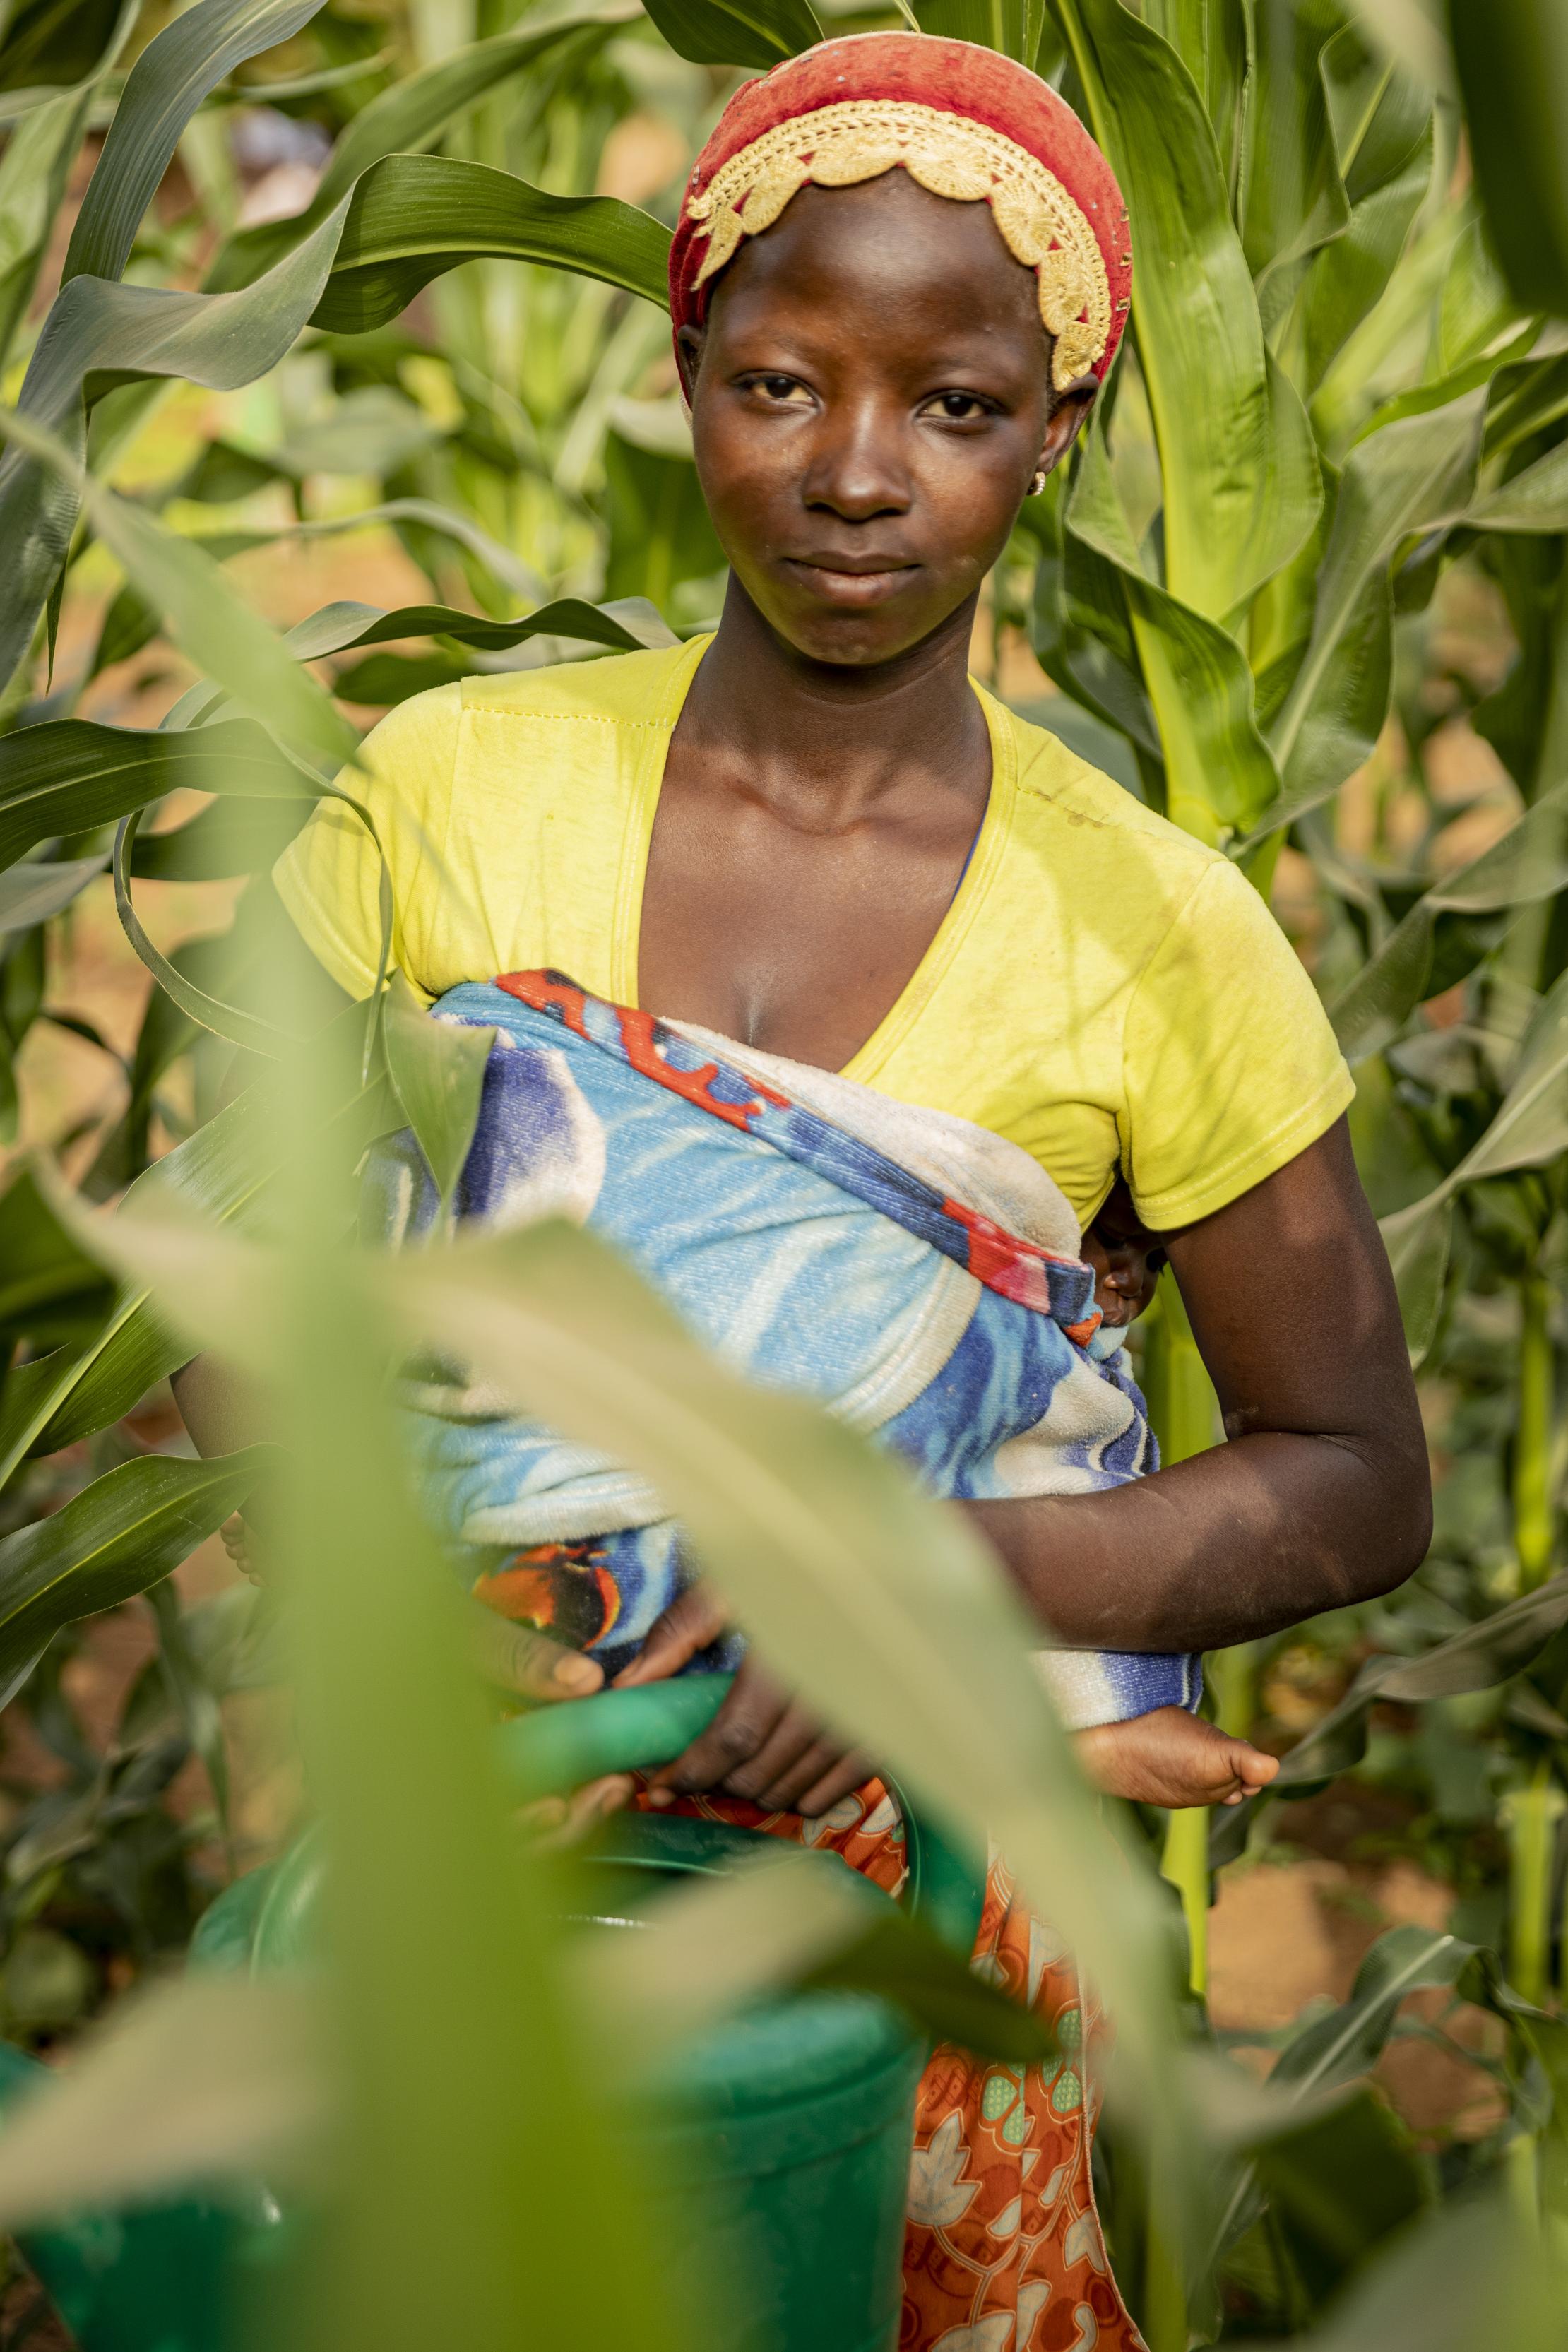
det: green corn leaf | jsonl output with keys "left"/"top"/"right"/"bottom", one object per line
{"left": 146, "top": 1576, "right": 232, "bottom": 1841}
{"left": 269, "top": 386, "right": 439, "bottom": 481}
{"left": 130, "top": 797, "right": 307, "bottom": 884}
{"left": 0, "top": 1447, "right": 274, "bottom": 1710}
{"left": 1240, "top": 8, "right": 1432, "bottom": 414}
{"left": 61, "top": 0, "right": 329, "bottom": 287}
{"left": 1377, "top": 1191, "right": 1451, "bottom": 1366}
{"left": 334, "top": 653, "right": 471, "bottom": 708}
{"left": 1331, "top": 775, "right": 1568, "bottom": 1059}
{"left": 0, "top": 1165, "right": 114, "bottom": 1346}
{"left": 0, "top": 0, "right": 138, "bottom": 107}
{"left": 602, "top": 430, "right": 725, "bottom": 611}
{"left": 320, "top": 595, "right": 675, "bottom": 660}
{"left": 1249, "top": 2086, "right": 1429, "bottom": 2317}
{"left": 1448, "top": 963, "right": 1568, "bottom": 1182}
{"left": 1241, "top": 4, "right": 1365, "bottom": 304}
{"left": 0, "top": 406, "right": 359, "bottom": 776}
{"left": 912, "top": 0, "right": 1051, "bottom": 70}
{"left": 113, "top": 807, "right": 308, "bottom": 1062}
{"left": 0, "top": 203, "right": 350, "bottom": 696}
{"left": 0, "top": 1008, "right": 398, "bottom": 1482}
{"left": 640, "top": 0, "right": 822, "bottom": 69}
{"left": 1480, "top": 348, "right": 1568, "bottom": 465}
{"left": 83, "top": 1199, "right": 679, "bottom": 2347}
{"left": 0, "top": 718, "right": 285, "bottom": 873}
{"left": 1053, "top": 0, "right": 1321, "bottom": 623}
{"left": 311, "top": 155, "right": 671, "bottom": 337}
{"left": 205, "top": 11, "right": 624, "bottom": 294}
{"left": 1066, "top": 420, "right": 1281, "bottom": 841}
{"left": 167, "top": 594, "right": 675, "bottom": 732}
{"left": 1269, "top": 2194, "right": 1562, "bottom": 2352}
{"left": 1209, "top": 1925, "right": 1476, "bottom": 2274}
{"left": 0, "top": 86, "right": 93, "bottom": 365}
{"left": 578, "top": 1842, "right": 1023, "bottom": 2076}
{"left": 1448, "top": 0, "right": 1568, "bottom": 318}
{"left": 1211, "top": 1569, "right": 1568, "bottom": 1869}
{"left": 80, "top": 932, "right": 245, "bottom": 1199}
{"left": 1466, "top": 433, "right": 1568, "bottom": 530}
{"left": 795, "top": 1901, "right": 1056, "bottom": 2062}
{"left": 1292, "top": 38, "right": 1435, "bottom": 395}
{"left": 1255, "top": 384, "right": 1488, "bottom": 837}
{"left": 1023, "top": 470, "right": 1163, "bottom": 761}
{"left": 0, "top": 850, "right": 108, "bottom": 933}
{"left": 1271, "top": 1924, "right": 1475, "bottom": 2093}
{"left": 382, "top": 973, "right": 494, "bottom": 1216}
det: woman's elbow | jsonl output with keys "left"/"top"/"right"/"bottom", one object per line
{"left": 1344, "top": 1435, "right": 1432, "bottom": 1602}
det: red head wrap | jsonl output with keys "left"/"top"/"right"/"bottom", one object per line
{"left": 668, "top": 33, "right": 1132, "bottom": 394}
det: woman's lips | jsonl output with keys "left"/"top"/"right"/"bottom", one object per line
{"left": 782, "top": 556, "right": 918, "bottom": 605}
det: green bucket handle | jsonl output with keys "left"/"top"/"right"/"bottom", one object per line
{"left": 242, "top": 1675, "right": 985, "bottom": 1972}
{"left": 494, "top": 1673, "right": 985, "bottom": 1959}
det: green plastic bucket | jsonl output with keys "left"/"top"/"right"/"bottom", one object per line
{"left": 1, "top": 1677, "right": 983, "bottom": 2352}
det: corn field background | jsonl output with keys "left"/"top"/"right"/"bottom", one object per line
{"left": 1, "top": 0, "right": 1568, "bottom": 2346}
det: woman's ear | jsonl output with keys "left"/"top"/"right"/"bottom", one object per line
{"left": 1035, "top": 379, "right": 1097, "bottom": 485}
{"left": 675, "top": 323, "right": 705, "bottom": 408}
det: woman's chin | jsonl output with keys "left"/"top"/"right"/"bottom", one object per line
{"left": 756, "top": 583, "right": 954, "bottom": 670}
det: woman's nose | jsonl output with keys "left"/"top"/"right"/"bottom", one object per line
{"left": 800, "top": 404, "right": 911, "bottom": 521}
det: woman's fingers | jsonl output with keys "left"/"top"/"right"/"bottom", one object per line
{"left": 718, "top": 1704, "right": 825, "bottom": 1804}
{"left": 649, "top": 1660, "right": 792, "bottom": 1794}
{"left": 612, "top": 1583, "right": 730, "bottom": 1686}
{"left": 469, "top": 1605, "right": 602, "bottom": 1701}
{"left": 792, "top": 1750, "right": 874, "bottom": 1819}
{"left": 523, "top": 1774, "right": 636, "bottom": 1849}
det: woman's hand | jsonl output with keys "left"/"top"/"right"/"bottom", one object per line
{"left": 222, "top": 1511, "right": 606, "bottom": 1703}
{"left": 473, "top": 1608, "right": 636, "bottom": 1845}
{"left": 614, "top": 1586, "right": 872, "bottom": 1819}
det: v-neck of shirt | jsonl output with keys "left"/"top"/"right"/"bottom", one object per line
{"left": 610, "top": 632, "right": 1017, "bottom": 1083}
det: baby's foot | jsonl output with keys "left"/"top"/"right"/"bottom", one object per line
{"left": 1074, "top": 1706, "right": 1280, "bottom": 1809}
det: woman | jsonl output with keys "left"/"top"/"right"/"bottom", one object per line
{"left": 183, "top": 33, "right": 1430, "bottom": 2348}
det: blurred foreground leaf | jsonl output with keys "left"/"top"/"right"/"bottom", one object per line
{"left": 0, "top": 1976, "right": 328, "bottom": 2226}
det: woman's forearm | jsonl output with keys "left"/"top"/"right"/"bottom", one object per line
{"left": 966, "top": 1422, "right": 1431, "bottom": 1652}
{"left": 968, "top": 1121, "right": 1432, "bottom": 1654}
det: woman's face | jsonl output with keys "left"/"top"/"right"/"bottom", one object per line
{"left": 678, "top": 170, "right": 1093, "bottom": 669}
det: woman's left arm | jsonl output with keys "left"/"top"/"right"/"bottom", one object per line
{"left": 966, "top": 1117, "right": 1432, "bottom": 1652}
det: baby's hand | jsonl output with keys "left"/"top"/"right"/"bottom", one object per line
{"left": 1074, "top": 1706, "right": 1279, "bottom": 1810}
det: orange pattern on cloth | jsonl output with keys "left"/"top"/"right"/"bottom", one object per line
{"left": 636, "top": 1776, "right": 1146, "bottom": 2352}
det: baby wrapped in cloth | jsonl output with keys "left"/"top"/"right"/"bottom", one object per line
{"left": 367, "top": 968, "right": 1201, "bottom": 1733}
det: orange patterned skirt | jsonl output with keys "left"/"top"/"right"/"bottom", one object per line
{"left": 639, "top": 1776, "right": 1146, "bottom": 2352}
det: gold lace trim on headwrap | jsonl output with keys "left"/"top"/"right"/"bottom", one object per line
{"left": 685, "top": 98, "right": 1113, "bottom": 393}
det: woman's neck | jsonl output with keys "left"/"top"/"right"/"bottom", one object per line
{"left": 675, "top": 574, "right": 991, "bottom": 828}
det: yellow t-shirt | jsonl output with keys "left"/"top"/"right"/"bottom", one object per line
{"left": 274, "top": 635, "right": 1353, "bottom": 1231}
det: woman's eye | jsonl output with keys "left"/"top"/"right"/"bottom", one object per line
{"left": 926, "top": 391, "right": 990, "bottom": 422}
{"left": 749, "top": 374, "right": 809, "bottom": 404}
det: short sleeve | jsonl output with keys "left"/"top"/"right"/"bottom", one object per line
{"left": 1120, "top": 857, "right": 1354, "bottom": 1230}
{"left": 272, "top": 683, "right": 463, "bottom": 1002}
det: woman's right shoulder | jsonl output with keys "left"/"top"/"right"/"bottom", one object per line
{"left": 454, "top": 641, "right": 696, "bottom": 727}
{"left": 352, "top": 642, "right": 696, "bottom": 809}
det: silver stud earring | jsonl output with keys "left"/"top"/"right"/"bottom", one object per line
{"left": 1028, "top": 466, "right": 1049, "bottom": 499}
